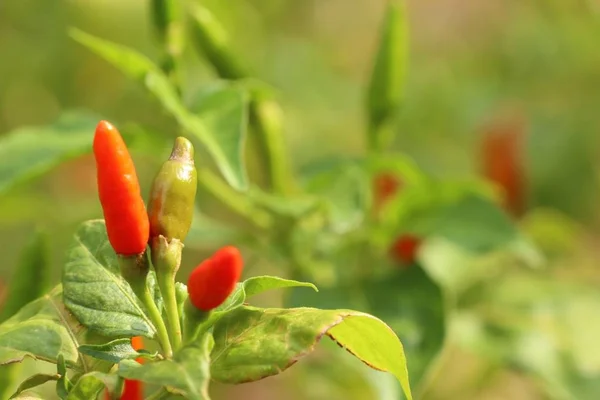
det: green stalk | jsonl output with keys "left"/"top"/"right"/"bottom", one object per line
{"left": 189, "top": 4, "right": 293, "bottom": 193}
{"left": 157, "top": 271, "right": 182, "bottom": 350}
{"left": 119, "top": 255, "right": 173, "bottom": 358}
{"left": 249, "top": 98, "right": 291, "bottom": 194}
{"left": 131, "top": 279, "right": 173, "bottom": 358}
{"left": 151, "top": 237, "right": 185, "bottom": 351}
{"left": 197, "top": 168, "right": 273, "bottom": 229}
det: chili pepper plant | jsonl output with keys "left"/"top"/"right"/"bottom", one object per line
{"left": 0, "top": 1, "right": 538, "bottom": 399}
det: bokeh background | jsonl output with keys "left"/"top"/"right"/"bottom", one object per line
{"left": 1, "top": 0, "right": 600, "bottom": 399}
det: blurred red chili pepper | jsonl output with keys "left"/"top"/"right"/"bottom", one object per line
{"left": 480, "top": 117, "right": 526, "bottom": 218}
{"left": 187, "top": 246, "right": 244, "bottom": 311}
{"left": 94, "top": 120, "right": 149, "bottom": 256}
{"left": 389, "top": 234, "right": 421, "bottom": 265}
{"left": 373, "top": 172, "right": 401, "bottom": 212}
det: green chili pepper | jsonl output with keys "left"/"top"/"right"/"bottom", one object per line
{"left": 189, "top": 4, "right": 246, "bottom": 80}
{"left": 366, "top": 0, "right": 409, "bottom": 151}
{"left": 148, "top": 137, "right": 198, "bottom": 243}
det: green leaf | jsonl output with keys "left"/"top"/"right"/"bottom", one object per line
{"left": 66, "top": 372, "right": 118, "bottom": 400}
{"left": 306, "top": 164, "right": 370, "bottom": 233}
{"left": 246, "top": 186, "right": 321, "bottom": 219}
{"left": 0, "top": 286, "right": 85, "bottom": 370}
{"left": 78, "top": 338, "right": 159, "bottom": 364}
{"left": 210, "top": 306, "right": 412, "bottom": 400}
{"left": 242, "top": 276, "right": 318, "bottom": 297}
{"left": 11, "top": 392, "right": 44, "bottom": 399}
{"left": 326, "top": 314, "right": 412, "bottom": 400}
{"left": 118, "top": 333, "right": 213, "bottom": 400}
{"left": 381, "top": 180, "right": 515, "bottom": 254}
{"left": 0, "top": 111, "right": 98, "bottom": 196}
{"left": 1, "top": 229, "right": 51, "bottom": 322}
{"left": 56, "top": 355, "right": 72, "bottom": 399}
{"left": 9, "top": 374, "right": 60, "bottom": 399}
{"left": 188, "top": 83, "right": 249, "bottom": 191}
{"left": 70, "top": 29, "right": 248, "bottom": 190}
{"left": 62, "top": 220, "right": 157, "bottom": 338}
{"left": 429, "top": 194, "right": 518, "bottom": 253}
{"left": 366, "top": 0, "right": 408, "bottom": 148}
{"left": 0, "top": 230, "right": 52, "bottom": 400}
{"left": 363, "top": 267, "right": 445, "bottom": 390}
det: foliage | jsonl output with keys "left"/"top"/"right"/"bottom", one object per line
{"left": 0, "top": 0, "right": 599, "bottom": 399}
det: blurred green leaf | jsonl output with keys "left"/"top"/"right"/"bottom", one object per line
{"left": 382, "top": 179, "right": 515, "bottom": 254}
{"left": 520, "top": 208, "right": 583, "bottom": 257}
{"left": 0, "top": 286, "right": 83, "bottom": 370}
{"left": 306, "top": 164, "right": 370, "bottom": 234}
{"left": 366, "top": 0, "right": 408, "bottom": 150}
{"left": 62, "top": 220, "right": 157, "bottom": 338}
{"left": 118, "top": 333, "right": 213, "bottom": 400}
{"left": 0, "top": 230, "right": 51, "bottom": 399}
{"left": 188, "top": 83, "right": 249, "bottom": 189}
{"left": 247, "top": 186, "right": 321, "bottom": 219}
{"left": 0, "top": 111, "right": 98, "bottom": 196}
{"left": 78, "top": 338, "right": 159, "bottom": 364}
{"left": 70, "top": 29, "right": 248, "bottom": 191}
{"left": 210, "top": 305, "right": 412, "bottom": 400}
{"left": 9, "top": 374, "right": 60, "bottom": 399}
{"left": 430, "top": 195, "right": 518, "bottom": 253}
{"left": 0, "top": 229, "right": 50, "bottom": 322}
{"left": 363, "top": 266, "right": 445, "bottom": 390}
{"left": 65, "top": 372, "right": 118, "bottom": 400}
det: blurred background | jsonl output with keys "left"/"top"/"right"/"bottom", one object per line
{"left": 1, "top": 0, "right": 600, "bottom": 399}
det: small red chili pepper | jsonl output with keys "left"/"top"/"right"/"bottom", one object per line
{"left": 187, "top": 246, "right": 244, "bottom": 311}
{"left": 389, "top": 234, "right": 421, "bottom": 265}
{"left": 93, "top": 121, "right": 150, "bottom": 255}
{"left": 481, "top": 118, "right": 526, "bottom": 218}
{"left": 119, "top": 380, "right": 142, "bottom": 400}
{"left": 373, "top": 172, "right": 401, "bottom": 212}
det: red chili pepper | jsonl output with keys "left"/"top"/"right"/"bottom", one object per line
{"left": 93, "top": 121, "right": 150, "bottom": 255}
{"left": 119, "top": 380, "right": 143, "bottom": 400}
{"left": 389, "top": 234, "right": 421, "bottom": 265}
{"left": 373, "top": 172, "right": 402, "bottom": 213}
{"left": 481, "top": 119, "right": 526, "bottom": 218}
{"left": 187, "top": 246, "right": 244, "bottom": 311}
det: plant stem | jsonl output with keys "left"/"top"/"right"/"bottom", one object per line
{"left": 120, "top": 255, "right": 173, "bottom": 357}
{"left": 110, "top": 377, "right": 125, "bottom": 400}
{"left": 157, "top": 271, "right": 182, "bottom": 350}
{"left": 249, "top": 98, "right": 292, "bottom": 194}
{"left": 197, "top": 168, "right": 273, "bottom": 229}
{"left": 130, "top": 279, "right": 173, "bottom": 359}
{"left": 189, "top": 4, "right": 294, "bottom": 193}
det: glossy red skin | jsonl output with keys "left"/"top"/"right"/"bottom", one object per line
{"left": 120, "top": 380, "right": 143, "bottom": 400}
{"left": 390, "top": 235, "right": 421, "bottom": 265}
{"left": 94, "top": 120, "right": 149, "bottom": 255}
{"left": 481, "top": 125, "right": 526, "bottom": 217}
{"left": 187, "top": 246, "right": 244, "bottom": 311}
